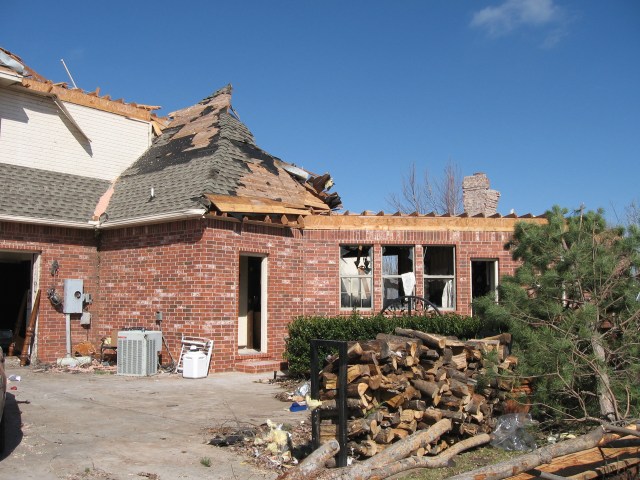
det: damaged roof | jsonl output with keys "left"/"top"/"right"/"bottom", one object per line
{"left": 103, "top": 85, "right": 341, "bottom": 224}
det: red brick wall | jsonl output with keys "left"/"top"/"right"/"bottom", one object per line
{"left": 2, "top": 219, "right": 520, "bottom": 369}
{"left": 0, "top": 222, "right": 98, "bottom": 361}
{"left": 302, "top": 229, "right": 518, "bottom": 316}
{"left": 98, "top": 218, "right": 306, "bottom": 372}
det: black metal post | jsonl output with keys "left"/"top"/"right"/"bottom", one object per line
{"left": 310, "top": 339, "right": 349, "bottom": 468}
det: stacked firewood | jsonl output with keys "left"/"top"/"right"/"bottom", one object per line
{"left": 316, "top": 327, "right": 525, "bottom": 458}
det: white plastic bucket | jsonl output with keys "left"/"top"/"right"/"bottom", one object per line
{"left": 182, "top": 348, "right": 208, "bottom": 378}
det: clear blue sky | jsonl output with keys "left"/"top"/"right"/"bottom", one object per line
{"left": 4, "top": 1, "right": 639, "bottom": 221}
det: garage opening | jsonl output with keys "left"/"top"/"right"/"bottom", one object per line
{"left": 471, "top": 260, "right": 498, "bottom": 302}
{"left": 238, "top": 255, "right": 267, "bottom": 353}
{"left": 0, "top": 251, "right": 39, "bottom": 356}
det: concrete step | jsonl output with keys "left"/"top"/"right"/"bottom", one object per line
{"left": 235, "top": 359, "right": 281, "bottom": 374}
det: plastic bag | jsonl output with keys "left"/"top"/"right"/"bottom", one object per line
{"left": 490, "top": 413, "right": 538, "bottom": 451}
{"left": 293, "top": 380, "right": 311, "bottom": 398}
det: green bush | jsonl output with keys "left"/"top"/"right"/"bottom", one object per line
{"left": 284, "top": 312, "right": 506, "bottom": 377}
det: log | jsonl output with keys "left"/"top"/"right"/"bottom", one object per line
{"left": 411, "top": 379, "right": 441, "bottom": 401}
{"left": 276, "top": 439, "right": 340, "bottom": 480}
{"left": 20, "top": 290, "right": 40, "bottom": 366}
{"left": 417, "top": 346, "right": 440, "bottom": 360}
{"left": 314, "top": 420, "right": 453, "bottom": 480}
{"left": 318, "top": 398, "right": 363, "bottom": 412}
{"left": 374, "top": 428, "right": 395, "bottom": 444}
{"left": 395, "top": 328, "right": 446, "bottom": 349}
{"left": 367, "top": 433, "right": 491, "bottom": 480}
{"left": 446, "top": 426, "right": 608, "bottom": 480}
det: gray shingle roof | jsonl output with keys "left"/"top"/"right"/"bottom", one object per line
{"left": 105, "top": 85, "right": 335, "bottom": 222}
{"left": 0, "top": 162, "right": 110, "bottom": 223}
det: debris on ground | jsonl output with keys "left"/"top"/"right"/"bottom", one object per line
{"left": 32, "top": 358, "right": 116, "bottom": 374}
{"left": 206, "top": 419, "right": 313, "bottom": 472}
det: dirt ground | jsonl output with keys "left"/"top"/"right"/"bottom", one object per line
{"left": 0, "top": 359, "right": 308, "bottom": 480}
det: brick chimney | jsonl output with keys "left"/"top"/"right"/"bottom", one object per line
{"left": 462, "top": 173, "right": 500, "bottom": 216}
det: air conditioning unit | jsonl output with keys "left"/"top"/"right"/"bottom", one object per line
{"left": 117, "top": 330, "right": 162, "bottom": 376}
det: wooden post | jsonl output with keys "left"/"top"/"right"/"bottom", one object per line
{"left": 20, "top": 290, "right": 41, "bottom": 366}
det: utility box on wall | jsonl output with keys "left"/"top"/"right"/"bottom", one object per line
{"left": 63, "top": 279, "right": 84, "bottom": 314}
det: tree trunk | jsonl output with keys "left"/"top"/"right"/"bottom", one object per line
{"left": 446, "top": 426, "right": 607, "bottom": 480}
{"left": 367, "top": 433, "right": 491, "bottom": 480}
{"left": 277, "top": 440, "right": 340, "bottom": 480}
{"left": 591, "top": 334, "right": 618, "bottom": 422}
{"left": 314, "top": 419, "right": 452, "bottom": 480}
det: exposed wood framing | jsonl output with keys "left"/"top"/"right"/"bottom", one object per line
{"left": 205, "top": 193, "right": 324, "bottom": 216}
{"left": 302, "top": 214, "right": 547, "bottom": 232}
{"left": 19, "top": 79, "right": 155, "bottom": 122}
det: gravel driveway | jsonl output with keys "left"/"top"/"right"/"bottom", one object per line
{"left": 0, "top": 362, "right": 306, "bottom": 480}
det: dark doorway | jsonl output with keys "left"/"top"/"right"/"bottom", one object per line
{"left": 238, "top": 255, "right": 266, "bottom": 352}
{"left": 471, "top": 260, "right": 498, "bottom": 301}
{"left": 0, "top": 252, "right": 35, "bottom": 355}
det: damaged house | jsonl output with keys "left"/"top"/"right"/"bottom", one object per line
{"left": 0, "top": 48, "right": 544, "bottom": 372}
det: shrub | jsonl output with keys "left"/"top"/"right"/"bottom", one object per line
{"left": 284, "top": 312, "right": 505, "bottom": 377}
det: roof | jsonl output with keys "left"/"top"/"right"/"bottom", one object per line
{"left": 0, "top": 47, "right": 163, "bottom": 124}
{"left": 103, "top": 85, "right": 341, "bottom": 224}
{"left": 0, "top": 163, "right": 111, "bottom": 226}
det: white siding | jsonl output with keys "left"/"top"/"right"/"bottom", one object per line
{"left": 0, "top": 87, "right": 152, "bottom": 180}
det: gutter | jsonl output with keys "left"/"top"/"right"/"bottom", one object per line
{"left": 0, "top": 214, "right": 94, "bottom": 229}
{"left": 0, "top": 209, "right": 207, "bottom": 231}
{"left": 93, "top": 209, "right": 207, "bottom": 229}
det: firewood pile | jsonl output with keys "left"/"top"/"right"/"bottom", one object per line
{"left": 316, "top": 327, "right": 523, "bottom": 459}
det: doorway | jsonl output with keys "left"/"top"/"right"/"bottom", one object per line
{"left": 238, "top": 255, "right": 267, "bottom": 353}
{"left": 0, "top": 251, "right": 38, "bottom": 356}
{"left": 471, "top": 260, "right": 498, "bottom": 303}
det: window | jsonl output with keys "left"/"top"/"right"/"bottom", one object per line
{"left": 382, "top": 246, "right": 415, "bottom": 308}
{"left": 471, "top": 260, "right": 498, "bottom": 302}
{"left": 423, "top": 246, "right": 455, "bottom": 310}
{"left": 340, "top": 245, "right": 373, "bottom": 309}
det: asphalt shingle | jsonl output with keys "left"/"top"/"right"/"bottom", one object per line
{"left": 106, "top": 85, "right": 333, "bottom": 222}
{"left": 0, "top": 163, "right": 111, "bottom": 223}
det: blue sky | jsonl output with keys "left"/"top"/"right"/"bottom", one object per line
{"left": 3, "top": 1, "right": 639, "bottom": 221}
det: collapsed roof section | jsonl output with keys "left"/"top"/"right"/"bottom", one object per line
{"left": 0, "top": 47, "right": 163, "bottom": 125}
{"left": 103, "top": 85, "right": 342, "bottom": 225}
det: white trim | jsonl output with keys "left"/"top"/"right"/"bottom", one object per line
{"left": 0, "top": 214, "right": 94, "bottom": 229}
{"left": 0, "top": 209, "right": 207, "bottom": 230}
{"left": 96, "top": 209, "right": 207, "bottom": 229}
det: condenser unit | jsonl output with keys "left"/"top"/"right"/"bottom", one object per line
{"left": 117, "top": 330, "right": 162, "bottom": 376}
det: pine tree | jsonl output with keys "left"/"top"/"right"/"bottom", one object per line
{"left": 475, "top": 206, "right": 640, "bottom": 425}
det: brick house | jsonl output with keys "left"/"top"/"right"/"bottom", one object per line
{"left": 0, "top": 48, "right": 544, "bottom": 372}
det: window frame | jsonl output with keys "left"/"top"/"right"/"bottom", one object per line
{"left": 381, "top": 245, "right": 415, "bottom": 308}
{"left": 423, "top": 245, "right": 456, "bottom": 311}
{"left": 339, "top": 245, "right": 374, "bottom": 310}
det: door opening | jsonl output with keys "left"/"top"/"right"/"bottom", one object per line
{"left": 238, "top": 255, "right": 267, "bottom": 353}
{"left": 0, "top": 251, "right": 37, "bottom": 356}
{"left": 471, "top": 260, "right": 498, "bottom": 303}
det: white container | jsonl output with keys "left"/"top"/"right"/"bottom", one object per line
{"left": 182, "top": 348, "right": 208, "bottom": 379}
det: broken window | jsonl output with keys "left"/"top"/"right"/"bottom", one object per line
{"left": 471, "top": 260, "right": 498, "bottom": 302}
{"left": 423, "top": 246, "right": 455, "bottom": 310}
{"left": 382, "top": 246, "right": 415, "bottom": 308}
{"left": 340, "top": 245, "right": 373, "bottom": 309}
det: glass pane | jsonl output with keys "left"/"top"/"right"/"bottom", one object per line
{"left": 360, "top": 277, "right": 372, "bottom": 308}
{"left": 341, "top": 277, "right": 372, "bottom": 309}
{"left": 340, "top": 245, "right": 372, "bottom": 276}
{"left": 424, "top": 278, "right": 455, "bottom": 309}
{"left": 382, "top": 246, "right": 414, "bottom": 275}
{"left": 424, "top": 246, "right": 454, "bottom": 275}
{"left": 383, "top": 278, "right": 401, "bottom": 304}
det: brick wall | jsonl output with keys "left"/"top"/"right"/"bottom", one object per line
{"left": 303, "top": 228, "right": 517, "bottom": 316}
{"left": 0, "top": 222, "right": 98, "bottom": 361}
{"left": 1, "top": 217, "right": 521, "bottom": 370}
{"left": 98, "top": 218, "right": 306, "bottom": 372}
